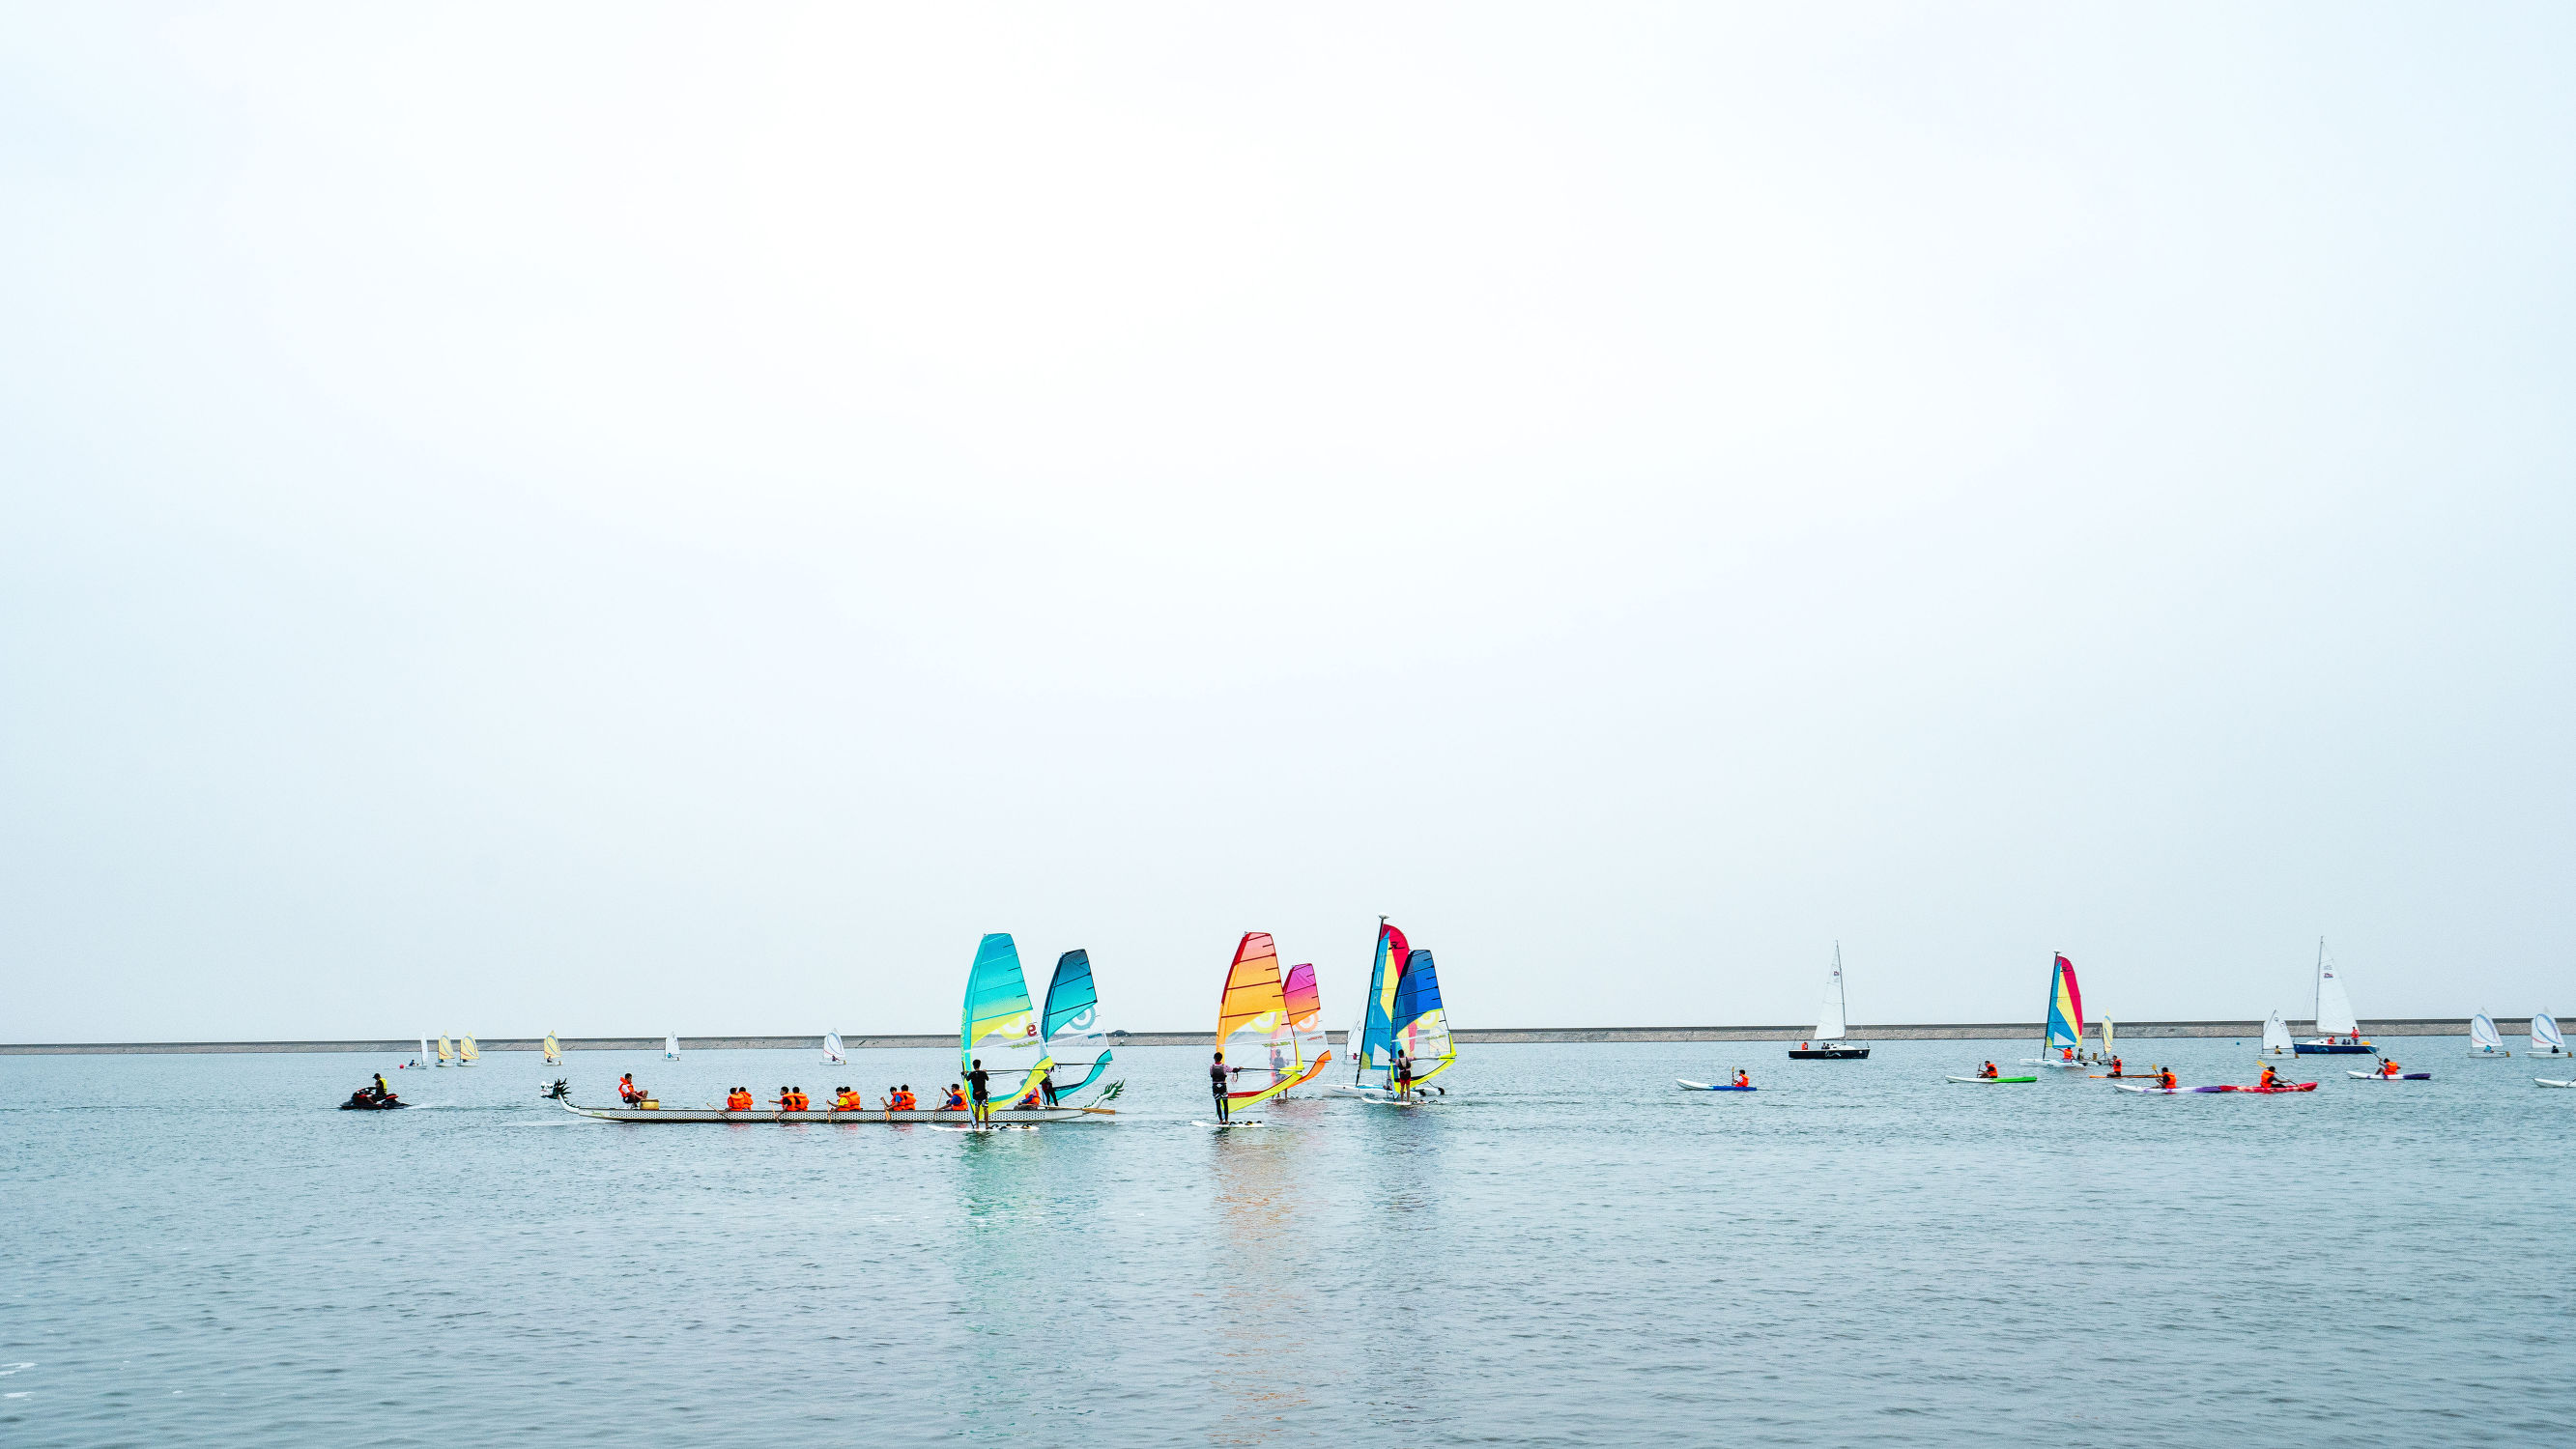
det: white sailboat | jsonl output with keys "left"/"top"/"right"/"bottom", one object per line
{"left": 664, "top": 1033, "right": 681, "bottom": 1061}
{"left": 418, "top": 1036, "right": 433, "bottom": 1067}
{"left": 2533, "top": 1013, "right": 2569, "bottom": 1059}
{"left": 2294, "top": 940, "right": 2372, "bottom": 1054}
{"left": 2467, "top": 1013, "right": 2510, "bottom": 1059}
{"left": 1788, "top": 944, "right": 1871, "bottom": 1060}
{"left": 2261, "top": 1010, "right": 2294, "bottom": 1056}
{"left": 821, "top": 1031, "right": 845, "bottom": 1065}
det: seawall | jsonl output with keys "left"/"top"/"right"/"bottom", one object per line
{"left": 0, "top": 1019, "right": 2512, "bottom": 1055}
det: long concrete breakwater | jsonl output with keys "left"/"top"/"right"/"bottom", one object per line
{"left": 0, "top": 1019, "right": 2507, "bottom": 1055}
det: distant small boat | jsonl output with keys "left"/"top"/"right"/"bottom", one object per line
{"left": 2260, "top": 1010, "right": 2295, "bottom": 1056}
{"left": 418, "top": 1036, "right": 433, "bottom": 1066}
{"left": 2348, "top": 1068, "right": 2431, "bottom": 1082}
{"left": 435, "top": 1035, "right": 454, "bottom": 1067}
{"left": 2535, "top": 1077, "right": 2575, "bottom": 1089}
{"left": 2294, "top": 940, "right": 2374, "bottom": 1054}
{"left": 2467, "top": 1013, "right": 2510, "bottom": 1059}
{"left": 2531, "top": 1013, "right": 2569, "bottom": 1059}
{"left": 822, "top": 1031, "right": 845, "bottom": 1065}
{"left": 664, "top": 1034, "right": 680, "bottom": 1061}
{"left": 457, "top": 1036, "right": 479, "bottom": 1066}
{"left": 1788, "top": 944, "right": 1870, "bottom": 1060}
{"left": 543, "top": 1032, "right": 562, "bottom": 1065}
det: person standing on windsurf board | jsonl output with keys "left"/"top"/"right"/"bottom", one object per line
{"left": 966, "top": 1060, "right": 992, "bottom": 1125}
{"left": 1210, "top": 1050, "right": 1233, "bottom": 1123}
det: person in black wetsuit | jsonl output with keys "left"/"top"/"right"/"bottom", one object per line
{"left": 1037, "top": 1065, "right": 1060, "bottom": 1108}
{"left": 1210, "top": 1050, "right": 1232, "bottom": 1122}
{"left": 966, "top": 1060, "right": 991, "bottom": 1124}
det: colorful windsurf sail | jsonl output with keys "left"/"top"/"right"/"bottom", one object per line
{"left": 2045, "top": 954, "right": 2083, "bottom": 1051}
{"left": 1041, "top": 949, "right": 1114, "bottom": 1095}
{"left": 1389, "top": 948, "right": 1457, "bottom": 1087}
{"left": 1353, "top": 919, "right": 1409, "bottom": 1085}
{"left": 962, "top": 933, "right": 1049, "bottom": 1083}
{"left": 1283, "top": 962, "right": 1331, "bottom": 1087}
{"left": 1216, "top": 932, "right": 1316, "bottom": 1107}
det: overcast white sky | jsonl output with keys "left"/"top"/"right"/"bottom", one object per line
{"left": 5, "top": 4, "right": 2571, "bottom": 1041}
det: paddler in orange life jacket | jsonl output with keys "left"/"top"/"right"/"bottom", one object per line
{"left": 2155, "top": 1065, "right": 2176, "bottom": 1090}
{"left": 831, "top": 1087, "right": 861, "bottom": 1111}
{"left": 2060, "top": 1045, "right": 2075, "bottom": 1062}
{"left": 2380, "top": 1058, "right": 2401, "bottom": 1078}
{"left": 2108, "top": 1055, "right": 2124, "bottom": 1076}
{"left": 726, "top": 1087, "right": 754, "bottom": 1110}
{"left": 617, "top": 1073, "right": 643, "bottom": 1106}
{"left": 941, "top": 1084, "right": 966, "bottom": 1110}
{"left": 1732, "top": 1069, "right": 1751, "bottom": 1089}
{"left": 1979, "top": 1061, "right": 2000, "bottom": 1079}
{"left": 2259, "top": 1064, "right": 2281, "bottom": 1090}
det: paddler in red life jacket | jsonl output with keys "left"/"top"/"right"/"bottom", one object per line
{"left": 2380, "top": 1058, "right": 2401, "bottom": 1078}
{"left": 726, "top": 1087, "right": 754, "bottom": 1110}
{"left": 941, "top": 1084, "right": 966, "bottom": 1110}
{"left": 2157, "top": 1066, "right": 2177, "bottom": 1090}
{"left": 617, "top": 1074, "right": 643, "bottom": 1106}
{"left": 1732, "top": 1069, "right": 1751, "bottom": 1089}
{"left": 2108, "top": 1055, "right": 2124, "bottom": 1076}
{"left": 1979, "top": 1061, "right": 1999, "bottom": 1079}
{"left": 2060, "top": 1045, "right": 2075, "bottom": 1062}
{"left": 2259, "top": 1064, "right": 2281, "bottom": 1090}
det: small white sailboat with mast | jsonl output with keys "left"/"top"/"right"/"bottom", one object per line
{"left": 2532, "top": 1013, "right": 2569, "bottom": 1059}
{"left": 664, "top": 1034, "right": 680, "bottom": 1061}
{"left": 2467, "top": 1013, "right": 2510, "bottom": 1059}
{"left": 821, "top": 1031, "right": 845, "bottom": 1065}
{"left": 2261, "top": 1010, "right": 2295, "bottom": 1057}
{"left": 2293, "top": 940, "right": 2373, "bottom": 1054}
{"left": 1788, "top": 944, "right": 1870, "bottom": 1060}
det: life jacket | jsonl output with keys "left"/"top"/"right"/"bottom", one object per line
{"left": 941, "top": 1090, "right": 964, "bottom": 1109}
{"left": 888, "top": 1090, "right": 911, "bottom": 1110}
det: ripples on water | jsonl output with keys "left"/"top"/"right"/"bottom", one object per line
{"left": 4, "top": 1039, "right": 2570, "bottom": 1446}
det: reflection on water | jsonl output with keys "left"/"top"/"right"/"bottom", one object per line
{"left": 1205, "top": 1119, "right": 1311, "bottom": 1446}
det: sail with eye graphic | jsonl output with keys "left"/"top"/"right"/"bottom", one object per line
{"left": 1040, "top": 949, "right": 1113, "bottom": 1096}
{"left": 962, "top": 933, "right": 1049, "bottom": 1085}
{"left": 822, "top": 1031, "right": 845, "bottom": 1064}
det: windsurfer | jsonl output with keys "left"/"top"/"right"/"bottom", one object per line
{"left": 1394, "top": 1048, "right": 1415, "bottom": 1097}
{"left": 1038, "top": 1066, "right": 1060, "bottom": 1107}
{"left": 1211, "top": 1051, "right": 1233, "bottom": 1122}
{"left": 967, "top": 1061, "right": 992, "bottom": 1123}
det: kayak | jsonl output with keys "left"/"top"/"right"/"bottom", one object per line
{"left": 1676, "top": 1079, "right": 1756, "bottom": 1092}
{"left": 2346, "top": 1070, "right": 2431, "bottom": 1082}
{"left": 2536, "top": 1079, "right": 2575, "bottom": 1089}
{"left": 2195, "top": 1082, "right": 2318, "bottom": 1094}
{"left": 2113, "top": 1084, "right": 2187, "bottom": 1094}
{"left": 1947, "top": 1075, "right": 2038, "bottom": 1084}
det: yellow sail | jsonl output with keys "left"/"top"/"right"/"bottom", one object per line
{"left": 459, "top": 1035, "right": 480, "bottom": 1064}
{"left": 543, "top": 1032, "right": 561, "bottom": 1065}
{"left": 436, "top": 1035, "right": 454, "bottom": 1065}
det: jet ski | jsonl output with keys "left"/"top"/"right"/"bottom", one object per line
{"left": 340, "top": 1088, "right": 408, "bottom": 1110}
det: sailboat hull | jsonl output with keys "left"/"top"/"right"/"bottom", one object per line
{"left": 1788, "top": 1044, "right": 1870, "bottom": 1060}
{"left": 558, "top": 1099, "right": 1103, "bottom": 1124}
{"left": 2294, "top": 1041, "right": 2375, "bottom": 1054}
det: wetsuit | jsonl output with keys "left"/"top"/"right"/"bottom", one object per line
{"left": 1039, "top": 1071, "right": 1059, "bottom": 1107}
{"left": 1211, "top": 1060, "right": 1231, "bottom": 1122}
{"left": 966, "top": 1066, "right": 991, "bottom": 1122}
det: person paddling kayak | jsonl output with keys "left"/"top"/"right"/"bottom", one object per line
{"left": 1979, "top": 1061, "right": 2000, "bottom": 1079}
{"left": 2379, "top": 1058, "right": 2403, "bottom": 1078}
{"left": 2158, "top": 1066, "right": 2178, "bottom": 1090}
{"left": 1732, "top": 1069, "right": 1751, "bottom": 1089}
{"left": 2259, "top": 1063, "right": 2282, "bottom": 1090}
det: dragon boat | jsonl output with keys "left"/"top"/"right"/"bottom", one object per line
{"left": 558, "top": 1097, "right": 1105, "bottom": 1124}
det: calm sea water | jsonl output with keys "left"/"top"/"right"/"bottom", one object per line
{"left": 5, "top": 1037, "right": 2570, "bottom": 1446}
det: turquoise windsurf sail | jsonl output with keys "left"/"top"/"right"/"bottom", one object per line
{"left": 1355, "top": 920, "right": 1408, "bottom": 1085}
{"left": 1041, "top": 949, "right": 1113, "bottom": 1094}
{"left": 962, "top": 933, "right": 1048, "bottom": 1082}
